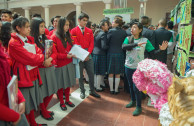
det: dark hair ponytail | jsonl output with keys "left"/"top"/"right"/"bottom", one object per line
{"left": 114, "top": 18, "right": 125, "bottom": 27}
{"left": 0, "top": 22, "right": 12, "bottom": 48}
{"left": 56, "top": 17, "right": 73, "bottom": 48}
{"left": 12, "top": 16, "right": 29, "bottom": 33}
{"left": 30, "top": 17, "right": 48, "bottom": 49}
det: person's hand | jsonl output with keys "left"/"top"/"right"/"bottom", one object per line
{"left": 12, "top": 114, "right": 21, "bottom": 126}
{"left": 18, "top": 102, "right": 25, "bottom": 114}
{"left": 67, "top": 53, "right": 76, "bottom": 59}
{"left": 44, "top": 57, "right": 52, "bottom": 67}
{"left": 138, "top": 42, "right": 147, "bottom": 47}
{"left": 159, "top": 41, "right": 168, "bottom": 50}
{"left": 84, "top": 55, "right": 90, "bottom": 61}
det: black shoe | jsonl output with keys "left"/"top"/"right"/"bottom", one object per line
{"left": 65, "top": 101, "right": 75, "bottom": 107}
{"left": 114, "top": 91, "right": 120, "bottom": 95}
{"left": 49, "top": 111, "right": 54, "bottom": 116}
{"left": 95, "top": 88, "right": 104, "bottom": 92}
{"left": 118, "top": 86, "right": 123, "bottom": 89}
{"left": 60, "top": 104, "right": 67, "bottom": 111}
{"left": 37, "top": 124, "right": 47, "bottom": 126}
{"left": 40, "top": 111, "right": 54, "bottom": 121}
{"left": 89, "top": 91, "right": 101, "bottom": 98}
{"left": 80, "top": 92, "right": 85, "bottom": 99}
{"left": 100, "top": 85, "right": 105, "bottom": 88}
{"left": 110, "top": 91, "right": 114, "bottom": 94}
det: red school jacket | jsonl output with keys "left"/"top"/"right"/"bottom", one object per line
{"left": 49, "top": 29, "right": 56, "bottom": 37}
{"left": 51, "top": 34, "right": 73, "bottom": 68}
{"left": 8, "top": 33, "right": 44, "bottom": 88}
{"left": 0, "top": 44, "right": 25, "bottom": 122}
{"left": 37, "top": 35, "right": 57, "bottom": 68}
{"left": 71, "top": 26, "right": 94, "bottom": 54}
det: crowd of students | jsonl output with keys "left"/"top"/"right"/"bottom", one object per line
{"left": 0, "top": 9, "right": 180, "bottom": 126}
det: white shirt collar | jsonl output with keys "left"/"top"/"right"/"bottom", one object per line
{"left": 78, "top": 25, "right": 85, "bottom": 31}
{"left": 16, "top": 33, "right": 28, "bottom": 43}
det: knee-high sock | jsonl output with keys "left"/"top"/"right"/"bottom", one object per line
{"left": 108, "top": 77, "right": 113, "bottom": 91}
{"left": 94, "top": 74, "right": 97, "bottom": 88}
{"left": 27, "top": 110, "right": 37, "bottom": 126}
{"left": 44, "top": 94, "right": 53, "bottom": 108}
{"left": 40, "top": 103, "right": 50, "bottom": 118}
{"left": 64, "top": 87, "right": 70, "bottom": 102}
{"left": 57, "top": 88, "right": 64, "bottom": 105}
{"left": 96, "top": 75, "right": 103, "bottom": 90}
{"left": 115, "top": 78, "right": 120, "bottom": 92}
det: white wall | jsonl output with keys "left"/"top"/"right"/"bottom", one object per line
{"left": 126, "top": 0, "right": 180, "bottom": 25}
{"left": 11, "top": 0, "right": 180, "bottom": 26}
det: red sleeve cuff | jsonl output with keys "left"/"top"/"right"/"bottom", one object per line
{"left": 0, "top": 104, "right": 20, "bottom": 122}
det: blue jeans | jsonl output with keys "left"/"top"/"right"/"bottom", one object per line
{"left": 125, "top": 67, "right": 142, "bottom": 108}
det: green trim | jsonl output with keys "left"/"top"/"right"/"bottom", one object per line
{"left": 134, "top": 38, "right": 141, "bottom": 40}
{"left": 103, "top": 8, "right": 134, "bottom": 15}
{"left": 125, "top": 65, "right": 136, "bottom": 69}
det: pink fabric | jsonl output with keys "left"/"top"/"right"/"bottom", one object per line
{"left": 132, "top": 59, "right": 173, "bottom": 112}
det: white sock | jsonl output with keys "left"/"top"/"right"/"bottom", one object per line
{"left": 100, "top": 75, "right": 105, "bottom": 86}
{"left": 94, "top": 74, "right": 97, "bottom": 88}
{"left": 115, "top": 78, "right": 120, "bottom": 92}
{"left": 96, "top": 75, "right": 102, "bottom": 90}
{"left": 108, "top": 77, "right": 113, "bottom": 91}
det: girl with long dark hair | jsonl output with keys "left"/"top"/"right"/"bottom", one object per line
{"left": 30, "top": 17, "right": 58, "bottom": 120}
{"left": 51, "top": 17, "right": 76, "bottom": 111}
{"left": 9, "top": 17, "right": 48, "bottom": 126}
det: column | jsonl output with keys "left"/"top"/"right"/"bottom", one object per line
{"left": 139, "top": 0, "right": 148, "bottom": 21}
{"left": 23, "top": 7, "right": 31, "bottom": 20}
{"left": 103, "top": 0, "right": 112, "bottom": 9}
{"left": 42, "top": 5, "right": 50, "bottom": 28}
{"left": 139, "top": 0, "right": 148, "bottom": 15}
{"left": 74, "top": 2, "right": 82, "bottom": 25}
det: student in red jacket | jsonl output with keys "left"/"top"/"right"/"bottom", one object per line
{"left": 0, "top": 36, "right": 29, "bottom": 126}
{"left": 0, "top": 21, "right": 12, "bottom": 66}
{"left": 51, "top": 17, "right": 76, "bottom": 111}
{"left": 8, "top": 17, "right": 48, "bottom": 126}
{"left": 30, "top": 17, "right": 58, "bottom": 120}
{"left": 71, "top": 13, "right": 100, "bottom": 99}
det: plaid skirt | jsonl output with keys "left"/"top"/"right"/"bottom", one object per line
{"left": 55, "top": 63, "right": 76, "bottom": 89}
{"left": 107, "top": 53, "right": 124, "bottom": 74}
{"left": 93, "top": 54, "right": 107, "bottom": 75}
{"left": 39, "top": 66, "right": 58, "bottom": 98}
{"left": 19, "top": 79, "right": 43, "bottom": 114}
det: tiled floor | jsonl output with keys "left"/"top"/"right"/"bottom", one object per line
{"left": 36, "top": 80, "right": 159, "bottom": 126}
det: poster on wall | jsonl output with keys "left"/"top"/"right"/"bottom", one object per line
{"left": 179, "top": 25, "right": 192, "bottom": 54}
{"left": 176, "top": 49, "right": 188, "bottom": 76}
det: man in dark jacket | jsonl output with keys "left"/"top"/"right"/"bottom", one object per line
{"left": 155, "top": 18, "right": 172, "bottom": 63}
{"left": 141, "top": 16, "right": 156, "bottom": 58}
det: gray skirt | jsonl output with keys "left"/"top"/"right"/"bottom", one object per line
{"left": 55, "top": 63, "right": 76, "bottom": 89}
{"left": 0, "top": 114, "right": 29, "bottom": 126}
{"left": 39, "top": 66, "right": 58, "bottom": 98}
{"left": 19, "top": 79, "right": 43, "bottom": 114}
